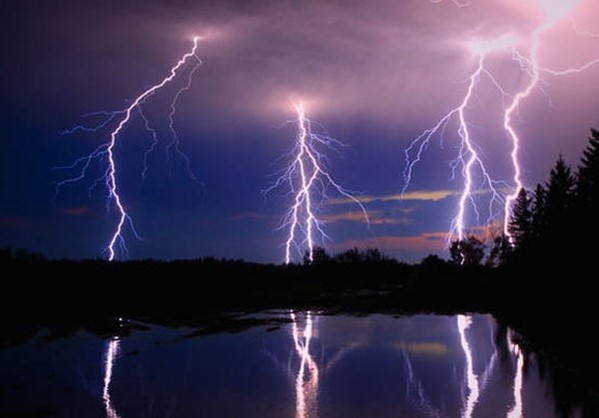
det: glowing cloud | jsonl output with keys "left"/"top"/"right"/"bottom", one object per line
{"left": 321, "top": 210, "right": 408, "bottom": 225}
{"left": 329, "top": 190, "right": 456, "bottom": 205}
{"left": 334, "top": 232, "right": 446, "bottom": 254}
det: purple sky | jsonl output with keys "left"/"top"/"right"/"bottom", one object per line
{"left": 2, "top": 0, "right": 599, "bottom": 263}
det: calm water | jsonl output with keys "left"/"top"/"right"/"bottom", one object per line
{"left": 0, "top": 313, "right": 579, "bottom": 418}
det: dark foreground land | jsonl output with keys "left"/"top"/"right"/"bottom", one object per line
{"left": 1, "top": 256, "right": 597, "bottom": 416}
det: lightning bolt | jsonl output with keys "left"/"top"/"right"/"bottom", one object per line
{"left": 402, "top": 36, "right": 513, "bottom": 247}
{"left": 266, "top": 101, "right": 370, "bottom": 264}
{"left": 405, "top": 1, "right": 599, "bottom": 250}
{"left": 55, "top": 37, "right": 202, "bottom": 260}
{"left": 103, "top": 338, "right": 122, "bottom": 418}
{"left": 502, "top": 22, "right": 551, "bottom": 240}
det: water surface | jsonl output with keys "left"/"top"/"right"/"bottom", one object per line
{"left": 0, "top": 313, "right": 576, "bottom": 417}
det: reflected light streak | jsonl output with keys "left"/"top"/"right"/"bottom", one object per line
{"left": 457, "top": 315, "right": 480, "bottom": 418}
{"left": 265, "top": 313, "right": 358, "bottom": 417}
{"left": 323, "top": 344, "right": 360, "bottom": 374}
{"left": 103, "top": 338, "right": 122, "bottom": 418}
{"left": 291, "top": 311, "right": 320, "bottom": 418}
{"left": 479, "top": 348, "right": 498, "bottom": 395}
{"left": 402, "top": 348, "right": 443, "bottom": 417}
{"left": 507, "top": 335, "right": 524, "bottom": 418}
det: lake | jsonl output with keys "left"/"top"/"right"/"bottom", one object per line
{"left": 0, "top": 313, "right": 579, "bottom": 417}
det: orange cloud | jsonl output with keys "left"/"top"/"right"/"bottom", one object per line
{"left": 397, "top": 191, "right": 456, "bottom": 201}
{"left": 458, "top": 222, "right": 505, "bottom": 241}
{"left": 231, "top": 211, "right": 270, "bottom": 221}
{"left": 0, "top": 216, "right": 33, "bottom": 229}
{"left": 333, "top": 232, "right": 447, "bottom": 252}
{"left": 321, "top": 211, "right": 368, "bottom": 223}
{"left": 328, "top": 190, "right": 456, "bottom": 205}
{"left": 393, "top": 342, "right": 449, "bottom": 356}
{"left": 369, "top": 217, "right": 412, "bottom": 225}
{"left": 320, "top": 210, "right": 411, "bottom": 225}
{"left": 398, "top": 206, "right": 418, "bottom": 214}
{"left": 60, "top": 206, "right": 93, "bottom": 216}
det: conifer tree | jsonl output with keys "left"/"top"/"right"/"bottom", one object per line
{"left": 544, "top": 156, "right": 576, "bottom": 259}
{"left": 574, "top": 127, "right": 599, "bottom": 261}
{"left": 508, "top": 188, "right": 532, "bottom": 249}
{"left": 576, "top": 128, "right": 599, "bottom": 206}
{"left": 531, "top": 183, "right": 547, "bottom": 242}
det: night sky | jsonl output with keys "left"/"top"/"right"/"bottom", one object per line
{"left": 2, "top": 0, "right": 598, "bottom": 263}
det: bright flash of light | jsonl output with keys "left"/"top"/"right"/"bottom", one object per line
{"left": 457, "top": 315, "right": 480, "bottom": 418}
{"left": 103, "top": 338, "right": 122, "bottom": 418}
{"left": 469, "top": 34, "right": 517, "bottom": 55}
{"left": 531, "top": 0, "right": 580, "bottom": 25}
{"left": 266, "top": 101, "right": 370, "bottom": 264}
{"left": 290, "top": 311, "right": 319, "bottom": 418}
{"left": 55, "top": 37, "right": 202, "bottom": 260}
{"left": 402, "top": 36, "right": 511, "bottom": 246}
{"left": 506, "top": 333, "right": 524, "bottom": 418}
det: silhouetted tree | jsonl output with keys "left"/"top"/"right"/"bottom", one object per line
{"left": 508, "top": 188, "right": 533, "bottom": 250}
{"left": 0, "top": 248, "right": 12, "bottom": 262}
{"left": 449, "top": 235, "right": 485, "bottom": 266}
{"left": 364, "top": 248, "right": 385, "bottom": 263}
{"left": 13, "top": 248, "right": 46, "bottom": 262}
{"left": 486, "top": 234, "right": 511, "bottom": 267}
{"left": 531, "top": 183, "right": 547, "bottom": 242}
{"left": 420, "top": 254, "right": 447, "bottom": 267}
{"left": 546, "top": 156, "right": 575, "bottom": 216}
{"left": 544, "top": 156, "right": 576, "bottom": 246}
{"left": 521, "top": 156, "right": 576, "bottom": 266}
{"left": 332, "top": 247, "right": 391, "bottom": 264}
{"left": 575, "top": 127, "right": 599, "bottom": 261}
{"left": 334, "top": 247, "right": 361, "bottom": 264}
{"left": 303, "top": 246, "right": 331, "bottom": 265}
{"left": 576, "top": 127, "right": 599, "bottom": 206}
